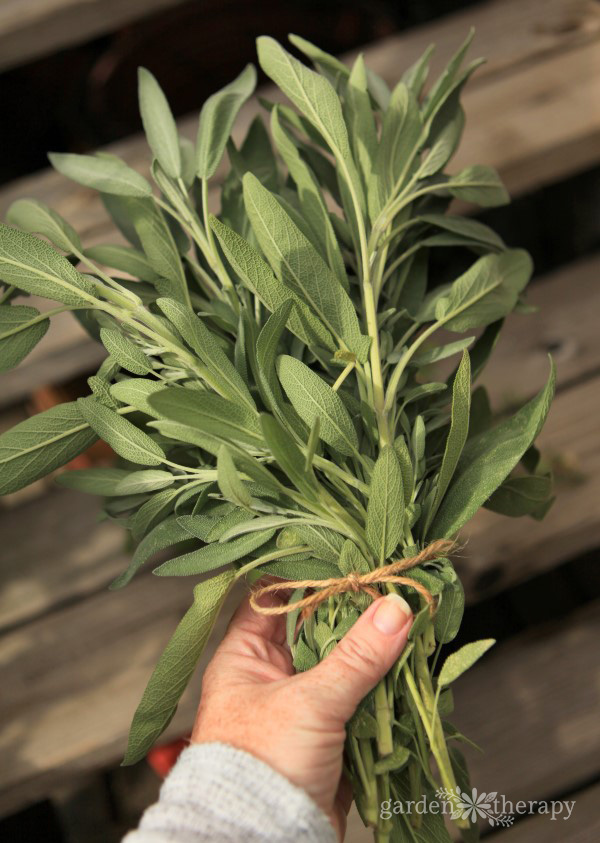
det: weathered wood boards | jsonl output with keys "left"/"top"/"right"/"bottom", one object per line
{"left": 0, "top": 0, "right": 185, "bottom": 72}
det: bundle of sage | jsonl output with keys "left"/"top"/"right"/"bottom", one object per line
{"left": 0, "top": 32, "right": 554, "bottom": 842}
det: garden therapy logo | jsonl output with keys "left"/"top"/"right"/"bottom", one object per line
{"left": 436, "top": 787, "right": 513, "bottom": 827}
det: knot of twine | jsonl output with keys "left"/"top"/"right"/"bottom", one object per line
{"left": 249, "top": 538, "right": 455, "bottom": 618}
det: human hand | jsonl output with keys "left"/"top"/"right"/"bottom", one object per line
{"left": 191, "top": 588, "right": 412, "bottom": 840}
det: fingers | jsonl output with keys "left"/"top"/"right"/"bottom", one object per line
{"left": 223, "top": 582, "right": 289, "bottom": 646}
{"left": 302, "top": 594, "right": 412, "bottom": 721}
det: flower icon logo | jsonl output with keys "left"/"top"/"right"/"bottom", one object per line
{"left": 435, "top": 787, "right": 514, "bottom": 827}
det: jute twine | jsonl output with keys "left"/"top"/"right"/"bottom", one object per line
{"left": 249, "top": 538, "right": 456, "bottom": 619}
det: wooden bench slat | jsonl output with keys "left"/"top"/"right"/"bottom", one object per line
{"left": 0, "top": 1, "right": 185, "bottom": 72}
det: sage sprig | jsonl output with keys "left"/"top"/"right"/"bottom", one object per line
{"left": 0, "top": 35, "right": 554, "bottom": 843}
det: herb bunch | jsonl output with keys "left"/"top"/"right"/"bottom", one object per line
{"left": 0, "top": 33, "right": 554, "bottom": 842}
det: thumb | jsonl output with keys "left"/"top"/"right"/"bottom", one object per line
{"left": 302, "top": 593, "right": 413, "bottom": 721}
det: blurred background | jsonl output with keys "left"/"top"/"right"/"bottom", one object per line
{"left": 0, "top": 0, "right": 599, "bottom": 841}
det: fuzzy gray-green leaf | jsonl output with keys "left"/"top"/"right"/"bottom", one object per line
{"left": 78, "top": 398, "right": 166, "bottom": 466}
{"left": 277, "top": 355, "right": 358, "bottom": 456}
{"left": 366, "top": 445, "right": 404, "bottom": 563}
{"left": 138, "top": 67, "right": 181, "bottom": 179}
{"left": 438, "top": 639, "right": 495, "bottom": 687}
{"left": 49, "top": 152, "right": 152, "bottom": 198}
{"left": 0, "top": 305, "right": 49, "bottom": 372}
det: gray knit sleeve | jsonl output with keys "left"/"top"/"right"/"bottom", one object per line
{"left": 122, "top": 742, "right": 338, "bottom": 843}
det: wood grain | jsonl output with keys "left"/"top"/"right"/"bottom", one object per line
{"left": 0, "top": 0, "right": 185, "bottom": 72}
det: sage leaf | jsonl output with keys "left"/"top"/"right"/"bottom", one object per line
{"left": 445, "top": 165, "right": 509, "bottom": 207}
{"left": 149, "top": 387, "right": 262, "bottom": 447}
{"left": 138, "top": 67, "right": 181, "bottom": 179}
{"left": 243, "top": 173, "right": 369, "bottom": 361}
{"left": 110, "top": 378, "right": 164, "bottom": 416}
{"left": 154, "top": 528, "right": 275, "bottom": 576}
{"left": 0, "top": 401, "right": 97, "bottom": 494}
{"left": 49, "top": 152, "right": 152, "bottom": 198}
{"left": 57, "top": 468, "right": 174, "bottom": 496}
{"left": 7, "top": 198, "right": 81, "bottom": 253}
{"left": 277, "top": 355, "right": 358, "bottom": 456}
{"left": 0, "top": 224, "right": 97, "bottom": 306}
{"left": 100, "top": 328, "right": 151, "bottom": 375}
{"left": 130, "top": 202, "right": 188, "bottom": 304}
{"left": 210, "top": 216, "right": 334, "bottom": 351}
{"left": 78, "top": 397, "right": 166, "bottom": 466}
{"left": 0, "top": 305, "right": 49, "bottom": 372}
{"left": 484, "top": 474, "right": 553, "bottom": 517}
{"left": 430, "top": 361, "right": 555, "bottom": 537}
{"left": 157, "top": 297, "right": 254, "bottom": 410}
{"left": 196, "top": 64, "right": 256, "bottom": 179}
{"left": 434, "top": 578, "right": 465, "bottom": 644}
{"left": 438, "top": 639, "right": 495, "bottom": 687}
{"left": 85, "top": 244, "right": 160, "bottom": 283}
{"left": 122, "top": 570, "right": 235, "bottom": 763}
{"left": 427, "top": 351, "right": 470, "bottom": 528}
{"left": 271, "top": 106, "right": 347, "bottom": 289}
{"left": 111, "top": 516, "right": 194, "bottom": 589}
{"left": 260, "top": 413, "right": 319, "bottom": 499}
{"left": 217, "top": 444, "right": 253, "bottom": 509}
{"left": 366, "top": 445, "right": 404, "bottom": 563}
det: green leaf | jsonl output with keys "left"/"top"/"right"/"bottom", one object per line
{"left": 260, "top": 413, "right": 318, "bottom": 499}
{"left": 271, "top": 106, "right": 347, "bottom": 290}
{"left": 411, "top": 337, "right": 474, "bottom": 367}
{"left": 345, "top": 55, "right": 378, "bottom": 189}
{"left": 243, "top": 173, "right": 369, "bottom": 361}
{"left": 138, "top": 67, "right": 181, "bottom": 179}
{"left": 154, "top": 528, "right": 275, "bottom": 576}
{"left": 257, "top": 557, "right": 339, "bottom": 581}
{"left": 290, "top": 524, "right": 344, "bottom": 564}
{"left": 374, "top": 82, "right": 422, "bottom": 208}
{"left": 122, "top": 569, "right": 235, "bottom": 763}
{"left": 149, "top": 386, "right": 261, "bottom": 448}
{"left": 427, "top": 351, "right": 470, "bottom": 529}
{"left": 57, "top": 467, "right": 174, "bottom": 496}
{"left": 431, "top": 361, "right": 555, "bottom": 537}
{"left": 484, "top": 474, "right": 553, "bottom": 517}
{"left": 49, "top": 152, "right": 152, "bottom": 198}
{"left": 210, "top": 216, "right": 334, "bottom": 351}
{"left": 419, "top": 214, "right": 504, "bottom": 252}
{"left": 445, "top": 165, "right": 509, "bottom": 207}
{"left": 0, "top": 224, "right": 97, "bottom": 306}
{"left": 217, "top": 444, "right": 252, "bottom": 509}
{"left": 157, "top": 297, "right": 254, "bottom": 410}
{"left": 85, "top": 244, "right": 160, "bottom": 283}
{"left": 129, "top": 202, "right": 188, "bottom": 304}
{"left": 100, "top": 328, "right": 150, "bottom": 375}
{"left": 196, "top": 64, "right": 256, "bottom": 179}
{"left": 110, "top": 378, "right": 164, "bottom": 416}
{"left": 277, "top": 355, "right": 358, "bottom": 456}
{"left": 338, "top": 539, "right": 370, "bottom": 575}
{"left": 130, "top": 487, "right": 180, "bottom": 541}
{"left": 0, "top": 305, "right": 49, "bottom": 372}
{"left": 433, "top": 578, "right": 465, "bottom": 644}
{"left": 77, "top": 398, "right": 166, "bottom": 466}
{"left": 111, "top": 516, "right": 193, "bottom": 588}
{"left": 6, "top": 198, "right": 82, "bottom": 253}
{"left": 0, "top": 401, "right": 97, "bottom": 495}
{"left": 255, "top": 299, "right": 293, "bottom": 410}
{"left": 366, "top": 445, "right": 404, "bottom": 563}
{"left": 438, "top": 639, "right": 495, "bottom": 687}
{"left": 432, "top": 249, "right": 533, "bottom": 332}
{"left": 393, "top": 436, "right": 414, "bottom": 507}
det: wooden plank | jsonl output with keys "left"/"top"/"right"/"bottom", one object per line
{"left": 0, "top": 1, "right": 185, "bottom": 73}
{"left": 0, "top": 573, "right": 596, "bottom": 824}
{"left": 462, "top": 375, "right": 600, "bottom": 598}
{"left": 0, "top": 573, "right": 242, "bottom": 816}
{"left": 486, "top": 781, "right": 600, "bottom": 842}
{"left": 0, "top": 489, "right": 127, "bottom": 632}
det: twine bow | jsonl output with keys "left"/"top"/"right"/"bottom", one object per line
{"left": 249, "top": 538, "right": 455, "bottom": 618}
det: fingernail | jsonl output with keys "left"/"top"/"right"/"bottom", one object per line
{"left": 372, "top": 594, "right": 412, "bottom": 635}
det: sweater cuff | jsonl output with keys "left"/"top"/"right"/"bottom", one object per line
{"left": 126, "top": 742, "right": 338, "bottom": 843}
